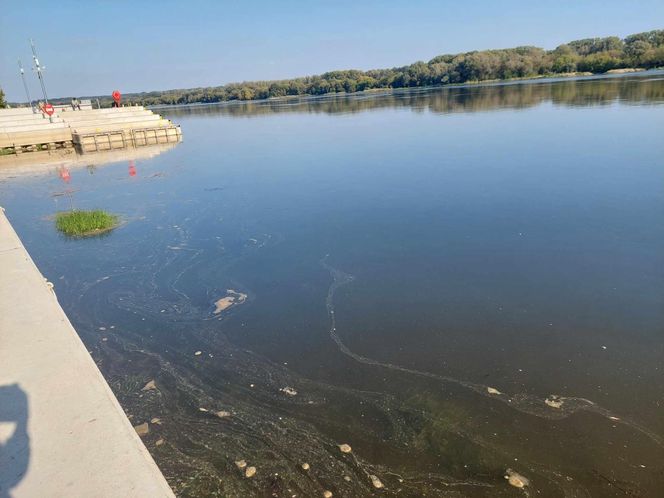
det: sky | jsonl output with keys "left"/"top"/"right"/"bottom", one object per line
{"left": 1, "top": 0, "right": 663, "bottom": 101}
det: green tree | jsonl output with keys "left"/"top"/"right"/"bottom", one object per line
{"left": 0, "top": 87, "right": 6, "bottom": 108}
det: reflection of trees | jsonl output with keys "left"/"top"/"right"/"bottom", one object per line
{"left": 160, "top": 75, "right": 664, "bottom": 120}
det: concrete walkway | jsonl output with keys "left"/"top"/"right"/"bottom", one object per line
{"left": 0, "top": 208, "right": 174, "bottom": 497}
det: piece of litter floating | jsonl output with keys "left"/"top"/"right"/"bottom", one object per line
{"left": 487, "top": 387, "right": 502, "bottom": 395}
{"left": 199, "top": 407, "right": 208, "bottom": 412}
{"left": 601, "top": 345, "right": 607, "bottom": 350}
{"left": 609, "top": 416, "right": 621, "bottom": 421}
{"left": 639, "top": 464, "right": 646, "bottom": 468}
{"left": 141, "top": 380, "right": 157, "bottom": 391}
{"left": 194, "top": 351, "right": 202, "bottom": 356}
{"left": 338, "top": 443, "right": 352, "bottom": 453}
{"left": 235, "top": 459, "right": 247, "bottom": 469}
{"left": 245, "top": 466, "right": 256, "bottom": 478}
{"left": 301, "top": 463, "right": 310, "bottom": 471}
{"left": 280, "top": 387, "right": 298, "bottom": 396}
{"left": 99, "top": 327, "right": 106, "bottom": 331}
{"left": 545, "top": 396, "right": 564, "bottom": 409}
{"left": 504, "top": 468, "right": 529, "bottom": 488}
{"left": 250, "top": 384, "right": 255, "bottom": 388}
{"left": 369, "top": 475, "right": 384, "bottom": 489}
{"left": 215, "top": 410, "right": 231, "bottom": 418}
{"left": 323, "top": 491, "right": 333, "bottom": 498}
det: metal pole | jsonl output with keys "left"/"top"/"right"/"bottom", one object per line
{"left": 18, "top": 59, "right": 35, "bottom": 111}
{"left": 30, "top": 38, "right": 49, "bottom": 103}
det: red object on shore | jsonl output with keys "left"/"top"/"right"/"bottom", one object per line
{"left": 112, "top": 90, "right": 121, "bottom": 103}
{"left": 43, "top": 103, "right": 54, "bottom": 116}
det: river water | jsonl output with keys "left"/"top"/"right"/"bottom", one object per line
{"left": 1, "top": 72, "right": 663, "bottom": 497}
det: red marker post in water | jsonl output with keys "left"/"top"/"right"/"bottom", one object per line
{"left": 129, "top": 160, "right": 136, "bottom": 177}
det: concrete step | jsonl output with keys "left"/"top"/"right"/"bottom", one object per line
{"left": 0, "top": 116, "right": 66, "bottom": 126}
{"left": 0, "top": 121, "right": 67, "bottom": 133}
{"left": 0, "top": 107, "right": 36, "bottom": 116}
{"left": 0, "top": 128, "right": 73, "bottom": 148}
{"left": 68, "top": 116, "right": 162, "bottom": 130}
{"left": 58, "top": 110, "right": 154, "bottom": 121}
{"left": 58, "top": 107, "right": 146, "bottom": 117}
{"left": 63, "top": 113, "right": 159, "bottom": 126}
{"left": 71, "top": 119, "right": 173, "bottom": 135}
{"left": 0, "top": 113, "right": 53, "bottom": 123}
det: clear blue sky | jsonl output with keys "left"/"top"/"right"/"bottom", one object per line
{"left": 1, "top": 0, "right": 662, "bottom": 101}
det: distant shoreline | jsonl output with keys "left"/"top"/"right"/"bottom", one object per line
{"left": 146, "top": 68, "right": 662, "bottom": 111}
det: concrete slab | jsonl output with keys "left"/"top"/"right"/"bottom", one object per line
{"left": 0, "top": 209, "right": 174, "bottom": 498}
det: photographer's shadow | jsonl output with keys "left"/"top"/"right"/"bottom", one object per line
{"left": 0, "top": 384, "right": 29, "bottom": 498}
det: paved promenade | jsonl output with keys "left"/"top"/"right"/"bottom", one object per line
{"left": 0, "top": 208, "right": 174, "bottom": 497}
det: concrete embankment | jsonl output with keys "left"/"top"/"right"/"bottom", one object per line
{"left": 0, "top": 208, "right": 174, "bottom": 497}
{"left": 0, "top": 107, "right": 181, "bottom": 154}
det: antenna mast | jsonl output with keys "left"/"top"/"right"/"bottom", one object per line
{"left": 18, "top": 58, "right": 34, "bottom": 110}
{"left": 30, "top": 38, "right": 49, "bottom": 103}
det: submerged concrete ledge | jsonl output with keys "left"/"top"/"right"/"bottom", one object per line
{"left": 0, "top": 208, "right": 174, "bottom": 497}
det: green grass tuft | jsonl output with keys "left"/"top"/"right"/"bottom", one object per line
{"left": 55, "top": 209, "right": 119, "bottom": 237}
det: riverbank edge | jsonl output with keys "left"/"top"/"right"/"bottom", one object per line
{"left": 146, "top": 67, "right": 663, "bottom": 111}
{"left": 0, "top": 207, "right": 174, "bottom": 497}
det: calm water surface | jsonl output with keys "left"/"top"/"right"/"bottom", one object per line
{"left": 1, "top": 73, "right": 663, "bottom": 497}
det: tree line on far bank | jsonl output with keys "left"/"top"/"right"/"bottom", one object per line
{"left": 16, "top": 29, "right": 664, "bottom": 108}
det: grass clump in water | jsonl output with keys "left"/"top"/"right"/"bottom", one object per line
{"left": 55, "top": 209, "right": 119, "bottom": 237}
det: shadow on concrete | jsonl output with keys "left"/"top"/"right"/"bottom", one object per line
{"left": 0, "top": 384, "right": 29, "bottom": 498}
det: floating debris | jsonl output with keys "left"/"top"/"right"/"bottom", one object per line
{"left": 235, "top": 460, "right": 247, "bottom": 470}
{"left": 245, "top": 466, "right": 256, "bottom": 478}
{"left": 545, "top": 396, "right": 564, "bottom": 409}
{"left": 301, "top": 463, "right": 310, "bottom": 471}
{"left": 134, "top": 422, "right": 149, "bottom": 437}
{"left": 338, "top": 443, "right": 352, "bottom": 453}
{"left": 199, "top": 407, "right": 208, "bottom": 412}
{"left": 214, "top": 289, "right": 248, "bottom": 315}
{"left": 323, "top": 491, "right": 333, "bottom": 498}
{"left": 215, "top": 410, "right": 231, "bottom": 418}
{"left": 280, "top": 387, "right": 298, "bottom": 396}
{"left": 343, "top": 476, "right": 351, "bottom": 482}
{"left": 487, "top": 387, "right": 502, "bottom": 395}
{"left": 98, "top": 326, "right": 106, "bottom": 331}
{"left": 609, "top": 416, "right": 621, "bottom": 421}
{"left": 505, "top": 469, "right": 529, "bottom": 488}
{"left": 141, "top": 380, "right": 157, "bottom": 391}
{"left": 155, "top": 438, "right": 164, "bottom": 446}
{"left": 370, "top": 475, "right": 384, "bottom": 489}
{"left": 194, "top": 351, "right": 202, "bottom": 356}
{"left": 150, "top": 417, "right": 162, "bottom": 425}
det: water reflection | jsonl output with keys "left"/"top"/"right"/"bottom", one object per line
{"left": 159, "top": 71, "right": 664, "bottom": 119}
{"left": 0, "top": 143, "right": 179, "bottom": 180}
